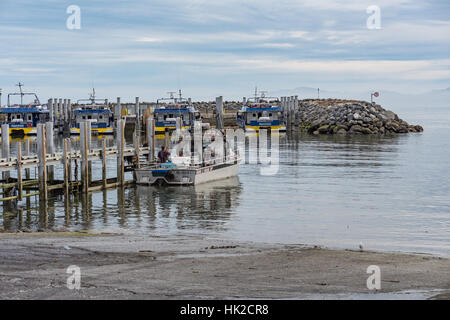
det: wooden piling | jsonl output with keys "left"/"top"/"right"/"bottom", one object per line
{"left": 37, "top": 123, "right": 47, "bottom": 201}
{"left": 135, "top": 135, "right": 140, "bottom": 169}
{"left": 115, "top": 97, "right": 121, "bottom": 126}
{"left": 66, "top": 99, "right": 72, "bottom": 132}
{"left": 216, "top": 96, "right": 224, "bottom": 131}
{"left": 176, "top": 116, "right": 182, "bottom": 132}
{"left": 194, "top": 121, "right": 203, "bottom": 164}
{"left": 48, "top": 99, "right": 54, "bottom": 123}
{"left": 80, "top": 122, "right": 89, "bottom": 193}
{"left": 58, "top": 98, "right": 63, "bottom": 122}
{"left": 146, "top": 116, "right": 155, "bottom": 162}
{"left": 86, "top": 121, "right": 92, "bottom": 182}
{"left": 116, "top": 119, "right": 125, "bottom": 186}
{"left": 289, "top": 97, "right": 294, "bottom": 131}
{"left": 63, "top": 99, "right": 67, "bottom": 123}
{"left": 46, "top": 122, "right": 54, "bottom": 181}
{"left": 165, "top": 131, "right": 169, "bottom": 149}
{"left": 25, "top": 139, "right": 31, "bottom": 180}
{"left": 102, "top": 139, "right": 107, "bottom": 189}
{"left": 135, "top": 97, "right": 140, "bottom": 134}
{"left": 17, "top": 142, "right": 23, "bottom": 201}
{"left": 67, "top": 138, "right": 72, "bottom": 186}
{"left": 1, "top": 124, "right": 10, "bottom": 182}
{"left": 63, "top": 138, "right": 70, "bottom": 195}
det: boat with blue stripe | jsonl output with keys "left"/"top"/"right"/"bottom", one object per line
{"left": 70, "top": 89, "right": 114, "bottom": 134}
{"left": 0, "top": 83, "right": 50, "bottom": 136}
{"left": 236, "top": 89, "right": 286, "bottom": 132}
{"left": 153, "top": 90, "right": 200, "bottom": 134}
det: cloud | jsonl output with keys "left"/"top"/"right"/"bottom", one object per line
{"left": 256, "top": 43, "right": 295, "bottom": 48}
{"left": 235, "top": 58, "right": 450, "bottom": 80}
{"left": 0, "top": 0, "right": 449, "bottom": 98}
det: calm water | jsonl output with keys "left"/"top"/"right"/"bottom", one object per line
{"left": 1, "top": 107, "right": 449, "bottom": 257}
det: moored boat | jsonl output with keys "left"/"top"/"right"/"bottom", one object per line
{"left": 236, "top": 89, "right": 286, "bottom": 132}
{"left": 70, "top": 89, "right": 114, "bottom": 134}
{"left": 153, "top": 90, "right": 201, "bottom": 134}
{"left": 0, "top": 83, "right": 50, "bottom": 136}
{"left": 135, "top": 136, "right": 240, "bottom": 186}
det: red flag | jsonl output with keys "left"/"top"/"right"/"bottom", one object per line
{"left": 373, "top": 92, "right": 379, "bottom": 97}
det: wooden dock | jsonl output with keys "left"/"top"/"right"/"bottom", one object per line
{"left": 0, "top": 118, "right": 156, "bottom": 203}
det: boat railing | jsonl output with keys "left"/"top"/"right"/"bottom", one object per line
{"left": 142, "top": 153, "right": 239, "bottom": 170}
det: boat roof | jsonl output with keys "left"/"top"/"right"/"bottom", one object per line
{"left": 153, "top": 107, "right": 194, "bottom": 113}
{"left": 243, "top": 104, "right": 281, "bottom": 112}
{"left": 0, "top": 107, "right": 49, "bottom": 114}
{"left": 74, "top": 108, "right": 111, "bottom": 114}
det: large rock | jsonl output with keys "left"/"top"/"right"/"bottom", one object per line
{"left": 299, "top": 99, "right": 423, "bottom": 135}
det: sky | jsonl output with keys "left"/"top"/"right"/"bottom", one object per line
{"left": 0, "top": 0, "right": 449, "bottom": 103}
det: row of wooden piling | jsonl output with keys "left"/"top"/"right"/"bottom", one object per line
{"left": 281, "top": 96, "right": 300, "bottom": 130}
{"left": 0, "top": 117, "right": 157, "bottom": 203}
{"left": 46, "top": 96, "right": 153, "bottom": 134}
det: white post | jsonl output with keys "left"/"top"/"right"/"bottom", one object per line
{"left": 1, "top": 124, "right": 10, "bottom": 181}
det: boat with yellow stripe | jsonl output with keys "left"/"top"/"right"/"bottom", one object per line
{"left": 153, "top": 90, "right": 201, "bottom": 134}
{"left": 0, "top": 83, "right": 50, "bottom": 136}
{"left": 236, "top": 89, "right": 286, "bottom": 132}
{"left": 70, "top": 89, "right": 114, "bottom": 135}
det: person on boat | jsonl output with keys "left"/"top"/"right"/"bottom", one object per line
{"left": 158, "top": 146, "right": 171, "bottom": 163}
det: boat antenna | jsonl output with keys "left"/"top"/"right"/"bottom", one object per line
{"left": 16, "top": 82, "right": 24, "bottom": 105}
{"left": 260, "top": 91, "right": 268, "bottom": 99}
{"left": 254, "top": 86, "right": 258, "bottom": 101}
{"left": 167, "top": 91, "right": 176, "bottom": 100}
{"left": 89, "top": 87, "right": 96, "bottom": 104}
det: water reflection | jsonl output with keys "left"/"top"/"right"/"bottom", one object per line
{"left": 1, "top": 177, "right": 242, "bottom": 233}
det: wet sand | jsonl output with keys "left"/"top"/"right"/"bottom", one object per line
{"left": 0, "top": 232, "right": 449, "bottom": 300}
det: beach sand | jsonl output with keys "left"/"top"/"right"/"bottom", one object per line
{"left": 0, "top": 232, "right": 448, "bottom": 300}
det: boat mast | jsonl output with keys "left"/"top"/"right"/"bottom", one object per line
{"left": 89, "top": 88, "right": 96, "bottom": 104}
{"left": 16, "top": 82, "right": 24, "bottom": 105}
{"left": 260, "top": 91, "right": 268, "bottom": 101}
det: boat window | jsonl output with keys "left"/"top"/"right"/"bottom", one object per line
{"left": 82, "top": 116, "right": 86, "bottom": 120}
{"left": 28, "top": 115, "right": 32, "bottom": 121}
{"left": 88, "top": 115, "right": 92, "bottom": 119}
{"left": 164, "top": 115, "right": 167, "bottom": 120}
{"left": 99, "top": 115, "right": 103, "bottom": 120}
{"left": 269, "top": 113, "right": 272, "bottom": 117}
{"left": 252, "top": 113, "right": 256, "bottom": 118}
{"left": 258, "top": 112, "right": 262, "bottom": 117}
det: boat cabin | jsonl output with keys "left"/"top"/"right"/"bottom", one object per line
{"left": 236, "top": 92, "right": 286, "bottom": 132}
{"left": 153, "top": 91, "right": 200, "bottom": 133}
{"left": 0, "top": 85, "right": 50, "bottom": 135}
{"left": 71, "top": 90, "right": 114, "bottom": 134}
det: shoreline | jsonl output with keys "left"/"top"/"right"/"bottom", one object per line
{"left": 0, "top": 232, "right": 448, "bottom": 300}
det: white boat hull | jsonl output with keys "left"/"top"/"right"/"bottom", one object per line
{"left": 135, "top": 161, "right": 240, "bottom": 186}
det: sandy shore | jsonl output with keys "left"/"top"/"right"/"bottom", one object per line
{"left": 0, "top": 232, "right": 448, "bottom": 300}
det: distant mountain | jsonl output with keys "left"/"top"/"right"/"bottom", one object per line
{"left": 271, "top": 87, "right": 450, "bottom": 109}
{"left": 270, "top": 87, "right": 341, "bottom": 99}
{"left": 431, "top": 87, "right": 450, "bottom": 93}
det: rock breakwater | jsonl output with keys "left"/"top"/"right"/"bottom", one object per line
{"left": 299, "top": 99, "right": 423, "bottom": 135}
